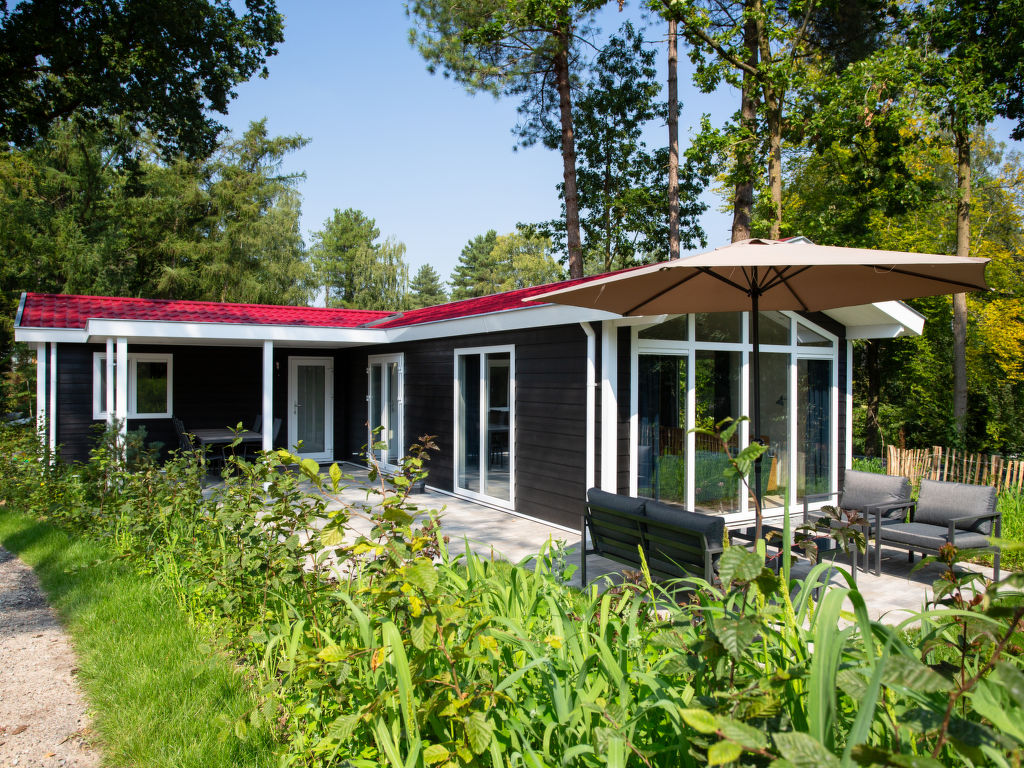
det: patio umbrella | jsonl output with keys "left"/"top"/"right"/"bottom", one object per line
{"left": 530, "top": 238, "right": 990, "bottom": 524}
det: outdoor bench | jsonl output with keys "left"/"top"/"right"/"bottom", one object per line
{"left": 582, "top": 488, "right": 724, "bottom": 586}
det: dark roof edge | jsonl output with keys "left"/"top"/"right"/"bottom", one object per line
{"left": 14, "top": 292, "right": 26, "bottom": 329}
{"left": 360, "top": 311, "right": 404, "bottom": 329}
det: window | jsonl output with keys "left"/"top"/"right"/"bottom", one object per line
{"left": 634, "top": 312, "right": 837, "bottom": 521}
{"left": 93, "top": 353, "right": 173, "bottom": 419}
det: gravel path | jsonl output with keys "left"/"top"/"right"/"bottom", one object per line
{"left": 0, "top": 547, "right": 100, "bottom": 768}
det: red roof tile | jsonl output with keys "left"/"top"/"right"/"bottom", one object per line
{"left": 18, "top": 293, "right": 392, "bottom": 330}
{"left": 17, "top": 268, "right": 638, "bottom": 332}
{"left": 369, "top": 270, "right": 636, "bottom": 329}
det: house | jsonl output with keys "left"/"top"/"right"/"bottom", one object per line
{"left": 13, "top": 277, "right": 922, "bottom": 531}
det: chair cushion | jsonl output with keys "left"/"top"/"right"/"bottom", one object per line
{"left": 915, "top": 480, "right": 997, "bottom": 533}
{"left": 878, "top": 522, "right": 992, "bottom": 551}
{"left": 840, "top": 470, "right": 911, "bottom": 516}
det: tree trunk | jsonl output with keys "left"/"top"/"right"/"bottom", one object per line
{"left": 766, "top": 86, "right": 783, "bottom": 240}
{"left": 667, "top": 19, "right": 680, "bottom": 260}
{"left": 953, "top": 127, "right": 971, "bottom": 441}
{"left": 731, "top": 8, "right": 759, "bottom": 243}
{"left": 553, "top": 24, "right": 583, "bottom": 279}
{"left": 864, "top": 340, "right": 881, "bottom": 458}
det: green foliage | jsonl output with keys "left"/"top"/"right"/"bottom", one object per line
{"left": 0, "top": 0, "right": 284, "bottom": 157}
{"left": 408, "top": 264, "right": 448, "bottom": 309}
{"left": 523, "top": 22, "right": 707, "bottom": 274}
{"left": 450, "top": 230, "right": 499, "bottom": 300}
{"left": 310, "top": 209, "right": 410, "bottom": 311}
{"left": 3, "top": 421, "right": 1023, "bottom": 767}
{"left": 450, "top": 229, "right": 563, "bottom": 300}
{"left": 0, "top": 118, "right": 312, "bottom": 319}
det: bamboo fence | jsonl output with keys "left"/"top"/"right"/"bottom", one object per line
{"left": 886, "top": 444, "right": 1024, "bottom": 491}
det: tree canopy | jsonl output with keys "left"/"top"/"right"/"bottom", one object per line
{"left": 0, "top": 0, "right": 284, "bottom": 157}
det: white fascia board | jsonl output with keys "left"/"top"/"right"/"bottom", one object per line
{"left": 824, "top": 300, "right": 925, "bottom": 339}
{"left": 15, "top": 328, "right": 89, "bottom": 344}
{"left": 384, "top": 304, "right": 619, "bottom": 342}
{"left": 843, "top": 323, "right": 916, "bottom": 339}
{"left": 84, "top": 318, "right": 388, "bottom": 345}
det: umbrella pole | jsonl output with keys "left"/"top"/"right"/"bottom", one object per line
{"left": 751, "top": 287, "right": 763, "bottom": 541}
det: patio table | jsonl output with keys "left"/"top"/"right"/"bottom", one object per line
{"left": 190, "top": 428, "right": 263, "bottom": 448}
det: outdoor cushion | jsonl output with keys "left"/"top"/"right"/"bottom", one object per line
{"left": 586, "top": 488, "right": 646, "bottom": 564}
{"left": 644, "top": 500, "right": 724, "bottom": 578}
{"left": 587, "top": 488, "right": 646, "bottom": 517}
{"left": 879, "top": 522, "right": 991, "bottom": 551}
{"left": 840, "top": 470, "right": 912, "bottom": 516}
{"left": 645, "top": 500, "right": 724, "bottom": 540}
{"left": 914, "top": 479, "right": 997, "bottom": 533}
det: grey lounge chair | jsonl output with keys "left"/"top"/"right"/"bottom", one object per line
{"left": 875, "top": 479, "right": 1001, "bottom": 580}
{"left": 803, "top": 469, "right": 913, "bottom": 576}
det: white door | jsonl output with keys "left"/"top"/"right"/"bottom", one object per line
{"left": 287, "top": 357, "right": 334, "bottom": 463}
{"left": 454, "top": 346, "right": 514, "bottom": 507}
{"left": 368, "top": 354, "right": 403, "bottom": 470}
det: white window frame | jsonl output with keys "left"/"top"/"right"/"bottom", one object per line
{"left": 367, "top": 353, "right": 405, "bottom": 471}
{"left": 93, "top": 352, "right": 174, "bottom": 419}
{"left": 453, "top": 344, "right": 516, "bottom": 510}
{"left": 631, "top": 311, "right": 839, "bottom": 525}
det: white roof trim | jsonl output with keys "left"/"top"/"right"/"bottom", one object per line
{"left": 823, "top": 301, "right": 924, "bottom": 338}
{"left": 383, "top": 303, "right": 619, "bottom": 342}
{"left": 13, "top": 298, "right": 922, "bottom": 346}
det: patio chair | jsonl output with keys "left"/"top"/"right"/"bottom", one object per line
{"left": 875, "top": 479, "right": 1001, "bottom": 580}
{"left": 803, "top": 470, "right": 913, "bottom": 576}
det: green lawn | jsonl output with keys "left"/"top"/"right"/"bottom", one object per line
{"left": 0, "top": 510, "right": 276, "bottom": 768}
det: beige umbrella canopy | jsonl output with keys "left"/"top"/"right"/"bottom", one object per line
{"left": 531, "top": 237, "right": 990, "bottom": 522}
{"left": 531, "top": 238, "right": 990, "bottom": 316}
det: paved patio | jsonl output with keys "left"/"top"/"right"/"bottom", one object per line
{"left": 306, "top": 465, "right": 999, "bottom": 626}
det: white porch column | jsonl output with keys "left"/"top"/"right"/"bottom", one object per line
{"left": 48, "top": 343, "right": 57, "bottom": 456}
{"left": 600, "top": 320, "right": 618, "bottom": 492}
{"left": 262, "top": 341, "right": 274, "bottom": 453}
{"left": 105, "top": 337, "right": 115, "bottom": 426}
{"left": 115, "top": 337, "right": 128, "bottom": 439}
{"left": 35, "top": 343, "right": 47, "bottom": 443}
{"left": 581, "top": 323, "right": 596, "bottom": 492}
{"left": 845, "top": 340, "right": 854, "bottom": 470}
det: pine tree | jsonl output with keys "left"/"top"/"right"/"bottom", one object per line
{"left": 408, "top": 264, "right": 448, "bottom": 308}
{"left": 450, "top": 230, "right": 499, "bottom": 300}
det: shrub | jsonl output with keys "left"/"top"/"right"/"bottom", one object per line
{"left": 2, "top": 422, "right": 1023, "bottom": 766}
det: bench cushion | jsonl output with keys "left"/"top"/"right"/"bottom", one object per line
{"left": 840, "top": 470, "right": 912, "bottom": 517}
{"left": 915, "top": 480, "right": 997, "bottom": 534}
{"left": 644, "top": 500, "right": 723, "bottom": 579}
{"left": 878, "top": 522, "right": 991, "bottom": 551}
{"left": 585, "top": 488, "right": 646, "bottom": 564}
{"left": 586, "top": 488, "right": 646, "bottom": 517}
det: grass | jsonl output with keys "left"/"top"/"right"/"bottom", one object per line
{"left": 0, "top": 509, "right": 276, "bottom": 768}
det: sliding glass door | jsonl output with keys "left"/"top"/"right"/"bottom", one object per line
{"left": 368, "top": 354, "right": 403, "bottom": 470}
{"left": 455, "top": 346, "right": 513, "bottom": 506}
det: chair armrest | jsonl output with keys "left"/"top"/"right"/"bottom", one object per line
{"left": 873, "top": 500, "right": 916, "bottom": 530}
{"left": 947, "top": 511, "right": 1001, "bottom": 543}
{"left": 803, "top": 491, "right": 839, "bottom": 522}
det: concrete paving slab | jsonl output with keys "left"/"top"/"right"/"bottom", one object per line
{"left": 233, "top": 464, "right": 1006, "bottom": 625}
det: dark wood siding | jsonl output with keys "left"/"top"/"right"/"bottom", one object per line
{"left": 338, "top": 323, "right": 590, "bottom": 529}
{"left": 54, "top": 344, "right": 96, "bottom": 464}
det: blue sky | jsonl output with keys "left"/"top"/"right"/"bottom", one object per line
{"left": 219, "top": 3, "right": 737, "bottom": 280}
{"left": 219, "top": 3, "right": 1020, "bottom": 282}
